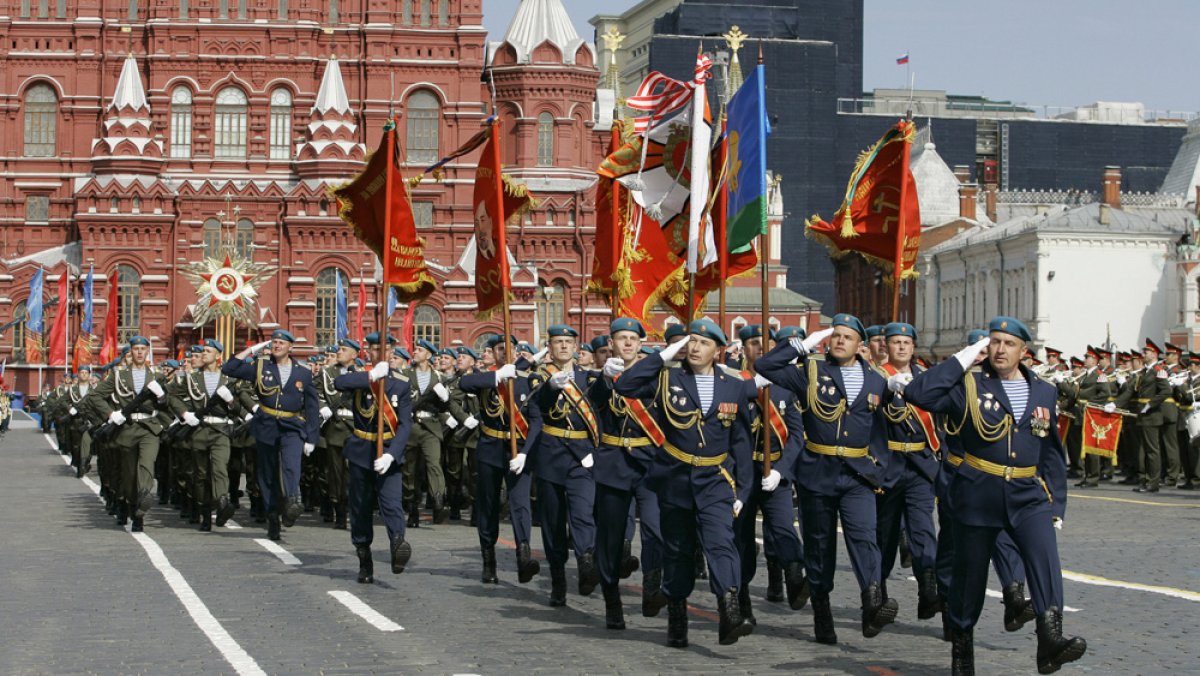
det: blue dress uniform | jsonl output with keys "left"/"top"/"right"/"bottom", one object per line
{"left": 333, "top": 368, "right": 413, "bottom": 583}
{"left": 588, "top": 318, "right": 665, "bottom": 627}
{"left": 457, "top": 335, "right": 544, "bottom": 585}
{"left": 221, "top": 329, "right": 320, "bottom": 538}
{"left": 876, "top": 323, "right": 942, "bottom": 619}
{"left": 755, "top": 313, "right": 897, "bottom": 645}
{"left": 615, "top": 319, "right": 754, "bottom": 647}
{"left": 530, "top": 325, "right": 600, "bottom": 604}
{"left": 905, "top": 317, "right": 1086, "bottom": 675}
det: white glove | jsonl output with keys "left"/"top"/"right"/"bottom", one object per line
{"left": 508, "top": 452, "right": 527, "bottom": 474}
{"left": 182, "top": 411, "right": 201, "bottom": 427}
{"left": 250, "top": 340, "right": 272, "bottom": 354}
{"left": 463, "top": 415, "right": 479, "bottom": 429}
{"left": 69, "top": 406, "right": 77, "bottom": 416}
{"left": 1141, "top": 404, "right": 1150, "bottom": 414}
{"left": 549, "top": 369, "right": 572, "bottom": 390}
{"left": 433, "top": 382, "right": 450, "bottom": 402}
{"left": 319, "top": 406, "right": 333, "bottom": 422}
{"left": 1156, "top": 369, "right": 1168, "bottom": 380}
{"left": 1103, "top": 402, "right": 1116, "bottom": 414}
{"left": 659, "top": 335, "right": 691, "bottom": 362}
{"left": 146, "top": 380, "right": 165, "bottom": 398}
{"left": 1097, "top": 373, "right": 1109, "bottom": 383}
{"left": 888, "top": 372, "right": 913, "bottom": 394}
{"left": 369, "top": 361, "right": 390, "bottom": 382}
{"left": 303, "top": 442, "right": 315, "bottom": 456}
{"left": 954, "top": 337, "right": 991, "bottom": 371}
{"left": 531, "top": 346, "right": 549, "bottom": 364}
{"left": 374, "top": 453, "right": 395, "bottom": 474}
{"left": 762, "top": 469, "right": 781, "bottom": 492}
{"left": 216, "top": 385, "right": 234, "bottom": 403}
{"left": 798, "top": 328, "right": 835, "bottom": 354}
{"left": 494, "top": 363, "right": 517, "bottom": 385}
{"left": 753, "top": 374, "right": 772, "bottom": 390}
{"left": 1170, "top": 374, "right": 1187, "bottom": 387}
{"left": 602, "top": 358, "right": 625, "bottom": 378}
{"left": 1052, "top": 370, "right": 1068, "bottom": 383}
{"left": 108, "top": 410, "right": 126, "bottom": 426}
{"left": 1115, "top": 374, "right": 1127, "bottom": 386}
{"left": 252, "top": 404, "right": 259, "bottom": 413}
{"left": 581, "top": 453, "right": 594, "bottom": 468}
{"left": 733, "top": 499, "right": 744, "bottom": 517}
{"left": 1052, "top": 517, "right": 1063, "bottom": 531}
{"left": 445, "top": 415, "right": 458, "bottom": 430}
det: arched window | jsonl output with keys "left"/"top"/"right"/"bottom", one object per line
{"left": 473, "top": 333, "right": 497, "bottom": 355}
{"left": 413, "top": 304, "right": 442, "bottom": 346}
{"left": 419, "top": 0, "right": 430, "bottom": 26}
{"left": 438, "top": 0, "right": 448, "bottom": 25}
{"left": 314, "top": 267, "right": 349, "bottom": 348}
{"left": 23, "top": 83, "right": 57, "bottom": 157}
{"left": 203, "top": 218, "right": 222, "bottom": 257}
{"left": 277, "top": 0, "right": 286, "bottom": 20}
{"left": 269, "top": 88, "right": 293, "bottom": 160}
{"left": 537, "top": 112, "right": 554, "bottom": 166}
{"left": 235, "top": 218, "right": 255, "bottom": 259}
{"left": 116, "top": 265, "right": 141, "bottom": 344}
{"left": 328, "top": 0, "right": 338, "bottom": 23}
{"left": 401, "top": 0, "right": 410, "bottom": 24}
{"left": 405, "top": 90, "right": 439, "bottom": 164}
{"left": 536, "top": 282, "right": 565, "bottom": 344}
{"left": 214, "top": 87, "right": 248, "bottom": 159}
{"left": 11, "top": 301, "right": 27, "bottom": 363}
{"left": 170, "top": 86, "right": 192, "bottom": 158}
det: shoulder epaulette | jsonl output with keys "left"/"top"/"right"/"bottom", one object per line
{"left": 716, "top": 364, "right": 746, "bottom": 379}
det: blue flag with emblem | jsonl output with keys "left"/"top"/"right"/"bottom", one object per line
{"left": 81, "top": 264, "right": 94, "bottom": 334}
{"left": 725, "top": 63, "right": 771, "bottom": 253}
{"left": 387, "top": 286, "right": 398, "bottom": 318}
{"left": 26, "top": 267, "right": 44, "bottom": 334}
{"left": 335, "top": 271, "right": 348, "bottom": 341}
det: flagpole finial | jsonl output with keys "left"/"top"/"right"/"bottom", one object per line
{"left": 758, "top": 40, "right": 764, "bottom": 65}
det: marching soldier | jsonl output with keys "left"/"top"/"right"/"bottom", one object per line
{"left": 401, "top": 337, "right": 460, "bottom": 526}
{"left": 756, "top": 315, "right": 898, "bottom": 645}
{"left": 222, "top": 329, "right": 320, "bottom": 540}
{"left": 443, "top": 347, "right": 482, "bottom": 521}
{"left": 333, "top": 341, "right": 414, "bottom": 584}
{"left": 1059, "top": 347, "right": 1113, "bottom": 488}
{"left": 866, "top": 325, "right": 887, "bottom": 366}
{"left": 64, "top": 366, "right": 98, "bottom": 478}
{"left": 316, "top": 339, "right": 360, "bottom": 529}
{"left": 1177, "top": 353, "right": 1200, "bottom": 489}
{"left": 905, "top": 317, "right": 1085, "bottom": 675}
{"left": 1111, "top": 339, "right": 1171, "bottom": 493}
{"left": 91, "top": 336, "right": 170, "bottom": 531}
{"left": 458, "top": 335, "right": 543, "bottom": 585}
{"left": 1162, "top": 343, "right": 1186, "bottom": 487}
{"left": 615, "top": 319, "right": 754, "bottom": 648}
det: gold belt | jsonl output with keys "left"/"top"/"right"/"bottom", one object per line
{"left": 543, "top": 425, "right": 590, "bottom": 440}
{"left": 663, "top": 441, "right": 727, "bottom": 467}
{"left": 806, "top": 440, "right": 869, "bottom": 458}
{"left": 887, "top": 440, "right": 927, "bottom": 453}
{"left": 600, "top": 433, "right": 653, "bottom": 449}
{"left": 964, "top": 454, "right": 1036, "bottom": 481}
{"left": 482, "top": 425, "right": 512, "bottom": 440}
{"left": 752, "top": 450, "right": 782, "bottom": 462}
{"left": 947, "top": 454, "right": 964, "bottom": 467}
{"left": 353, "top": 429, "right": 395, "bottom": 442}
{"left": 261, "top": 405, "right": 300, "bottom": 419}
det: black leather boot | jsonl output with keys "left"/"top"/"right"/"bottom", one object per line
{"left": 448, "top": 489, "right": 461, "bottom": 521}
{"left": 765, "top": 558, "right": 785, "bottom": 602}
{"left": 481, "top": 546, "right": 498, "bottom": 584}
{"left": 356, "top": 545, "right": 373, "bottom": 584}
{"left": 917, "top": 568, "right": 944, "bottom": 619}
{"left": 620, "top": 539, "right": 640, "bottom": 579}
{"left": 199, "top": 509, "right": 212, "bottom": 532}
{"left": 215, "top": 494, "right": 236, "bottom": 527}
{"left": 861, "top": 582, "right": 898, "bottom": 638}
{"left": 188, "top": 500, "right": 201, "bottom": 524}
{"left": 282, "top": 495, "right": 302, "bottom": 528}
{"left": 432, "top": 494, "right": 448, "bottom": 524}
{"left": 785, "top": 560, "right": 811, "bottom": 610}
{"left": 406, "top": 500, "right": 420, "bottom": 528}
{"left": 737, "top": 587, "right": 756, "bottom": 628}
{"left": 1002, "top": 581, "right": 1036, "bottom": 632}
{"left": 390, "top": 536, "right": 412, "bottom": 574}
{"left": 549, "top": 566, "right": 567, "bottom": 607}
{"left": 693, "top": 548, "right": 707, "bottom": 580}
{"left": 321, "top": 498, "right": 334, "bottom": 523}
{"left": 267, "top": 513, "right": 281, "bottom": 541}
{"left": 334, "top": 503, "right": 347, "bottom": 530}
{"left": 641, "top": 568, "right": 667, "bottom": 617}
{"left": 951, "top": 628, "right": 975, "bottom": 676}
{"left": 130, "top": 516, "right": 144, "bottom": 532}
{"left": 116, "top": 502, "right": 129, "bottom": 526}
{"left": 516, "top": 542, "right": 540, "bottom": 583}
{"left": 603, "top": 585, "right": 625, "bottom": 630}
{"left": 666, "top": 598, "right": 689, "bottom": 648}
{"left": 718, "top": 588, "right": 752, "bottom": 645}
{"left": 1035, "top": 607, "right": 1087, "bottom": 674}
{"left": 577, "top": 552, "right": 599, "bottom": 596}
{"left": 899, "top": 529, "right": 913, "bottom": 569}
{"left": 811, "top": 594, "right": 837, "bottom": 644}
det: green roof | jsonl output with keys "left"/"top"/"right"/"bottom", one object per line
{"left": 703, "top": 286, "right": 820, "bottom": 311}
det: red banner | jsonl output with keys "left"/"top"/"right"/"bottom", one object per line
{"left": 806, "top": 119, "right": 921, "bottom": 281}
{"left": 47, "top": 271, "right": 70, "bottom": 366}
{"left": 472, "top": 121, "right": 533, "bottom": 319}
{"left": 72, "top": 334, "right": 94, "bottom": 373}
{"left": 98, "top": 271, "right": 119, "bottom": 364}
{"left": 590, "top": 124, "right": 625, "bottom": 302}
{"left": 1081, "top": 406, "right": 1123, "bottom": 462}
{"left": 1057, "top": 413, "right": 1072, "bottom": 443}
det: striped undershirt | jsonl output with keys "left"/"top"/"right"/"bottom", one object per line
{"left": 1001, "top": 378, "right": 1030, "bottom": 420}
{"left": 131, "top": 367, "right": 147, "bottom": 393}
{"left": 416, "top": 370, "right": 432, "bottom": 393}
{"left": 277, "top": 362, "right": 292, "bottom": 385}
{"left": 840, "top": 365, "right": 864, "bottom": 405}
{"left": 695, "top": 374, "right": 714, "bottom": 413}
{"left": 203, "top": 371, "right": 220, "bottom": 396}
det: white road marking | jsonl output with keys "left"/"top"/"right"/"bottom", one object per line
{"left": 328, "top": 591, "right": 404, "bottom": 632}
{"left": 224, "top": 519, "right": 243, "bottom": 530}
{"left": 1062, "top": 570, "right": 1200, "bottom": 603}
{"left": 45, "top": 433, "right": 59, "bottom": 451}
{"left": 255, "top": 539, "right": 302, "bottom": 565}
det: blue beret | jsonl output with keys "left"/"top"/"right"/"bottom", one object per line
{"left": 77, "top": 364, "right": 92, "bottom": 373}
{"left": 737, "top": 324, "right": 776, "bottom": 342}
{"left": 832, "top": 313, "right": 866, "bottom": 340}
{"left": 439, "top": 348, "right": 456, "bottom": 359}
{"left": 883, "top": 322, "right": 917, "bottom": 343}
{"left": 579, "top": 343, "right": 594, "bottom": 353}
{"left": 365, "top": 332, "right": 397, "bottom": 345}
{"left": 516, "top": 342, "right": 535, "bottom": 355}
{"left": 188, "top": 345, "right": 204, "bottom": 355}
{"left": 161, "top": 359, "right": 180, "bottom": 370}
{"left": 393, "top": 346, "right": 411, "bottom": 360}
{"left": 865, "top": 325, "right": 885, "bottom": 339}
{"left": 610, "top": 317, "right": 646, "bottom": 338}
{"left": 128, "top": 335, "right": 150, "bottom": 347}
{"left": 338, "top": 338, "right": 361, "bottom": 352}
{"left": 639, "top": 345, "right": 656, "bottom": 355}
{"left": 547, "top": 324, "right": 578, "bottom": 338}
{"left": 966, "top": 329, "right": 988, "bottom": 344}
{"left": 775, "top": 326, "right": 806, "bottom": 341}
{"left": 688, "top": 318, "right": 727, "bottom": 346}
{"left": 590, "top": 335, "right": 610, "bottom": 350}
{"left": 119, "top": 345, "right": 130, "bottom": 354}
{"left": 988, "top": 316, "right": 1031, "bottom": 342}
{"left": 456, "top": 347, "right": 480, "bottom": 360}
{"left": 486, "top": 334, "right": 518, "bottom": 349}
{"left": 324, "top": 344, "right": 338, "bottom": 354}
{"left": 415, "top": 339, "right": 439, "bottom": 355}
{"left": 271, "top": 329, "right": 296, "bottom": 343}
{"left": 203, "top": 338, "right": 224, "bottom": 353}
{"left": 663, "top": 324, "right": 687, "bottom": 341}
{"left": 306, "top": 355, "right": 321, "bottom": 364}
{"left": 354, "top": 358, "right": 366, "bottom": 368}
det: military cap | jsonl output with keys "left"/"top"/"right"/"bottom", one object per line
{"left": 354, "top": 358, "right": 366, "bottom": 368}
{"left": 414, "top": 339, "right": 439, "bottom": 356}
{"left": 439, "top": 348, "right": 457, "bottom": 359}
{"left": 580, "top": 343, "right": 594, "bottom": 353}
{"left": 271, "top": 329, "right": 296, "bottom": 343}
{"left": 188, "top": 345, "right": 204, "bottom": 355}
{"left": 663, "top": 324, "right": 687, "bottom": 342}
{"left": 77, "top": 364, "right": 92, "bottom": 373}
{"left": 1190, "top": 351, "right": 1200, "bottom": 361}
{"left": 865, "top": 324, "right": 885, "bottom": 339}
{"left": 832, "top": 313, "right": 867, "bottom": 340}
{"left": 160, "top": 359, "right": 180, "bottom": 370}
{"left": 610, "top": 317, "right": 646, "bottom": 339}
{"left": 967, "top": 329, "right": 989, "bottom": 344}
{"left": 1085, "top": 345, "right": 1100, "bottom": 360}
{"left": 1165, "top": 342, "right": 1183, "bottom": 355}
{"left": 988, "top": 316, "right": 1031, "bottom": 342}
{"left": 1144, "top": 338, "right": 1162, "bottom": 354}
{"left": 516, "top": 342, "right": 535, "bottom": 355}
{"left": 1030, "top": 356, "right": 1043, "bottom": 366}
{"left": 883, "top": 322, "right": 918, "bottom": 343}
{"left": 590, "top": 335, "right": 611, "bottom": 350}
{"left": 737, "top": 324, "right": 776, "bottom": 342}
{"left": 393, "top": 346, "right": 411, "bottom": 360}
{"left": 203, "top": 338, "right": 224, "bottom": 353}
{"left": 1044, "top": 346, "right": 1063, "bottom": 357}
{"left": 338, "top": 338, "right": 361, "bottom": 352}
{"left": 688, "top": 318, "right": 727, "bottom": 346}
{"left": 456, "top": 346, "right": 480, "bottom": 360}
{"left": 486, "top": 334, "right": 518, "bottom": 349}
{"left": 119, "top": 345, "right": 131, "bottom": 354}
{"left": 1095, "top": 346, "right": 1113, "bottom": 359}
{"left": 775, "top": 326, "right": 807, "bottom": 341}
{"left": 547, "top": 324, "right": 578, "bottom": 338}
{"left": 365, "top": 332, "right": 398, "bottom": 345}
{"left": 324, "top": 344, "right": 338, "bottom": 354}
{"left": 128, "top": 335, "right": 150, "bottom": 347}
{"left": 1069, "top": 357, "right": 1084, "bottom": 367}
{"left": 307, "top": 355, "right": 321, "bottom": 364}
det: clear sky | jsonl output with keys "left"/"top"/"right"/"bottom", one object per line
{"left": 481, "top": 0, "right": 1198, "bottom": 114}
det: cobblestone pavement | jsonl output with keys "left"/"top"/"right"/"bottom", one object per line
{"left": 2, "top": 424, "right": 1197, "bottom": 675}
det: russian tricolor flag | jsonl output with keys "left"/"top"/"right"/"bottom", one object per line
{"left": 896, "top": 52, "right": 909, "bottom": 65}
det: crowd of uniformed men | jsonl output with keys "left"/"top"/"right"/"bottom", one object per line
{"left": 53, "top": 310, "right": 1194, "bottom": 674}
